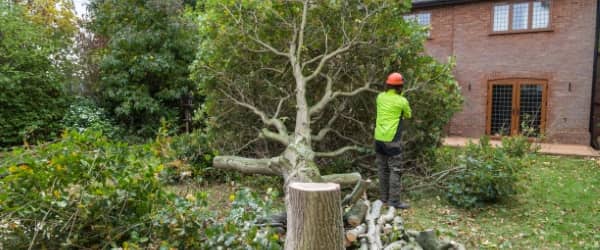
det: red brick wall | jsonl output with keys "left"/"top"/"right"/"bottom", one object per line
{"left": 418, "top": 0, "right": 598, "bottom": 145}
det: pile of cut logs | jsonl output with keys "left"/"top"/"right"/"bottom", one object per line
{"left": 343, "top": 199, "right": 465, "bottom": 250}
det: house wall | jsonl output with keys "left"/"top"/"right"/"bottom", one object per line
{"left": 418, "top": 0, "right": 597, "bottom": 144}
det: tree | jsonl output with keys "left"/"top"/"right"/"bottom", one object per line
{"left": 88, "top": 0, "right": 199, "bottom": 136}
{"left": 0, "top": 2, "right": 71, "bottom": 146}
{"left": 197, "top": 0, "right": 403, "bottom": 184}
{"left": 11, "top": 0, "right": 78, "bottom": 42}
{"left": 196, "top": 0, "right": 461, "bottom": 185}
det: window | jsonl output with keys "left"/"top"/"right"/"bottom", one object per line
{"left": 492, "top": 1, "right": 551, "bottom": 33}
{"left": 493, "top": 5, "right": 510, "bottom": 32}
{"left": 532, "top": 1, "right": 550, "bottom": 28}
{"left": 404, "top": 13, "right": 431, "bottom": 36}
{"left": 512, "top": 3, "right": 529, "bottom": 30}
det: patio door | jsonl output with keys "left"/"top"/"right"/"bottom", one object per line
{"left": 487, "top": 79, "right": 547, "bottom": 137}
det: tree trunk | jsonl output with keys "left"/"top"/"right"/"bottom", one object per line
{"left": 285, "top": 182, "right": 344, "bottom": 250}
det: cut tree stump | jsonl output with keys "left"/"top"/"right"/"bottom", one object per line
{"left": 285, "top": 182, "right": 344, "bottom": 250}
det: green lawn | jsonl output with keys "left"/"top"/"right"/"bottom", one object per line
{"left": 401, "top": 155, "right": 600, "bottom": 249}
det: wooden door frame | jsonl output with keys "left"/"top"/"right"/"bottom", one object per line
{"left": 486, "top": 78, "right": 548, "bottom": 138}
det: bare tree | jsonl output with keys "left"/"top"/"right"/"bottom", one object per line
{"left": 205, "top": 0, "right": 399, "bottom": 187}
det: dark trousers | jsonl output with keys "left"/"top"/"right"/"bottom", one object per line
{"left": 376, "top": 152, "right": 403, "bottom": 204}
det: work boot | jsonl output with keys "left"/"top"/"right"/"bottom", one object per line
{"left": 389, "top": 201, "right": 410, "bottom": 210}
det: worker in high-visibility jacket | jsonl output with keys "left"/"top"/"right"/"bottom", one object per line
{"left": 374, "top": 72, "right": 412, "bottom": 209}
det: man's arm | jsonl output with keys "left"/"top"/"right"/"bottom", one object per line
{"left": 402, "top": 98, "right": 412, "bottom": 119}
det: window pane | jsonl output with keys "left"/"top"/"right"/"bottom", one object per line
{"left": 417, "top": 13, "right": 431, "bottom": 36}
{"left": 532, "top": 1, "right": 550, "bottom": 29}
{"left": 491, "top": 85, "right": 513, "bottom": 136}
{"left": 417, "top": 13, "right": 431, "bottom": 26}
{"left": 403, "top": 14, "right": 416, "bottom": 22}
{"left": 493, "top": 5, "right": 509, "bottom": 32}
{"left": 512, "top": 2, "right": 529, "bottom": 30}
{"left": 519, "top": 84, "right": 544, "bottom": 136}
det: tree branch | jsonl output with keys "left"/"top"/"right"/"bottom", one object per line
{"left": 220, "top": 89, "right": 289, "bottom": 143}
{"left": 315, "top": 145, "right": 365, "bottom": 157}
{"left": 309, "top": 79, "right": 374, "bottom": 116}
{"left": 312, "top": 100, "right": 346, "bottom": 141}
{"left": 273, "top": 93, "right": 291, "bottom": 119}
{"left": 221, "top": 3, "right": 290, "bottom": 59}
{"left": 295, "top": 0, "right": 309, "bottom": 61}
{"left": 303, "top": 3, "right": 387, "bottom": 82}
{"left": 321, "top": 172, "right": 362, "bottom": 186}
{"left": 248, "top": 34, "right": 290, "bottom": 58}
{"left": 260, "top": 128, "right": 290, "bottom": 145}
{"left": 305, "top": 44, "right": 353, "bottom": 82}
{"left": 213, "top": 156, "right": 282, "bottom": 176}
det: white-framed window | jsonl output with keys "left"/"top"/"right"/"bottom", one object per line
{"left": 492, "top": 1, "right": 551, "bottom": 33}
{"left": 493, "top": 4, "right": 510, "bottom": 32}
{"left": 404, "top": 12, "right": 431, "bottom": 36}
{"left": 532, "top": 1, "right": 550, "bottom": 29}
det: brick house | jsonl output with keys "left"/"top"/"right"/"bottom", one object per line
{"left": 409, "top": 0, "right": 600, "bottom": 146}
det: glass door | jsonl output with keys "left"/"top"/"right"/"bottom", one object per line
{"left": 487, "top": 79, "right": 547, "bottom": 137}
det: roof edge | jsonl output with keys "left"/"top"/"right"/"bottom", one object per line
{"left": 412, "top": 0, "right": 485, "bottom": 9}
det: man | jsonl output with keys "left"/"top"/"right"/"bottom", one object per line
{"left": 375, "top": 72, "right": 412, "bottom": 209}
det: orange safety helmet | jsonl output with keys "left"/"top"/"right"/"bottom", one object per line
{"left": 386, "top": 72, "right": 404, "bottom": 86}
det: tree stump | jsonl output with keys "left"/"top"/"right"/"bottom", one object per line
{"left": 285, "top": 182, "right": 344, "bottom": 250}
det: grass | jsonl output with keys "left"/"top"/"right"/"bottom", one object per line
{"left": 167, "top": 175, "right": 285, "bottom": 219}
{"left": 401, "top": 155, "right": 600, "bottom": 249}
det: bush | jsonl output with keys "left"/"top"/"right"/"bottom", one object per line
{"left": 500, "top": 135, "right": 538, "bottom": 158}
{"left": 438, "top": 137, "right": 530, "bottom": 208}
{"left": 61, "top": 98, "right": 120, "bottom": 136}
{"left": 0, "top": 130, "right": 168, "bottom": 248}
{"left": 0, "top": 130, "right": 281, "bottom": 249}
{"left": 169, "top": 130, "right": 221, "bottom": 181}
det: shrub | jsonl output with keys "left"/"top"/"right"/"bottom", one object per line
{"left": 0, "top": 130, "right": 281, "bottom": 249}
{"left": 0, "top": 130, "right": 168, "bottom": 248}
{"left": 170, "top": 130, "right": 220, "bottom": 181}
{"left": 500, "top": 135, "right": 538, "bottom": 158}
{"left": 439, "top": 137, "right": 526, "bottom": 208}
{"left": 61, "top": 98, "right": 120, "bottom": 136}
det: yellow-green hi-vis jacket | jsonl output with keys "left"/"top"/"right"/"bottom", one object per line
{"left": 374, "top": 89, "right": 412, "bottom": 142}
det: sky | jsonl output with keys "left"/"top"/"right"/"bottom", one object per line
{"left": 73, "top": 0, "right": 89, "bottom": 17}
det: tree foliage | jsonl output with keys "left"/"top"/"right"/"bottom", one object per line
{"left": 11, "top": 0, "right": 78, "bottom": 43}
{"left": 88, "top": 0, "right": 200, "bottom": 136}
{"left": 0, "top": 2, "right": 71, "bottom": 147}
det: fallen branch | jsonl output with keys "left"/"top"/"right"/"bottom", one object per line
{"left": 345, "top": 223, "right": 367, "bottom": 243}
{"left": 342, "top": 179, "right": 371, "bottom": 206}
{"left": 321, "top": 172, "right": 361, "bottom": 187}
{"left": 213, "top": 156, "right": 281, "bottom": 176}
{"left": 344, "top": 199, "right": 368, "bottom": 227}
{"left": 377, "top": 206, "right": 396, "bottom": 227}
{"left": 359, "top": 238, "right": 369, "bottom": 250}
{"left": 366, "top": 200, "right": 383, "bottom": 250}
{"left": 314, "top": 145, "right": 365, "bottom": 157}
{"left": 392, "top": 216, "right": 404, "bottom": 232}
